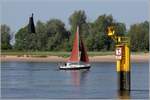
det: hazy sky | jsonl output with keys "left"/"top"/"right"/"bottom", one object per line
{"left": 1, "top": 0, "right": 149, "bottom": 33}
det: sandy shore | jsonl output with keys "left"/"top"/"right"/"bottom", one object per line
{"left": 1, "top": 54, "right": 149, "bottom": 62}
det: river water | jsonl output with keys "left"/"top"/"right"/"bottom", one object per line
{"left": 1, "top": 62, "right": 149, "bottom": 99}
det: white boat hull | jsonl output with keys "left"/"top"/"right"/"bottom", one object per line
{"left": 59, "top": 63, "right": 90, "bottom": 70}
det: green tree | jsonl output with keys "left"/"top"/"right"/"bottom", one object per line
{"left": 88, "top": 14, "right": 126, "bottom": 51}
{"left": 46, "top": 19, "right": 68, "bottom": 51}
{"left": 36, "top": 20, "right": 47, "bottom": 50}
{"left": 69, "top": 10, "right": 91, "bottom": 51}
{"left": 13, "top": 12, "right": 148, "bottom": 52}
{"left": 1, "top": 24, "right": 12, "bottom": 50}
{"left": 15, "top": 14, "right": 39, "bottom": 51}
{"left": 87, "top": 14, "right": 115, "bottom": 51}
{"left": 15, "top": 26, "right": 28, "bottom": 50}
{"left": 114, "top": 22, "right": 126, "bottom": 36}
{"left": 15, "top": 26, "right": 37, "bottom": 51}
{"left": 128, "top": 21, "right": 149, "bottom": 51}
{"left": 69, "top": 10, "right": 87, "bottom": 33}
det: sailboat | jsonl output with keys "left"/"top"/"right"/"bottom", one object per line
{"left": 59, "top": 26, "right": 91, "bottom": 70}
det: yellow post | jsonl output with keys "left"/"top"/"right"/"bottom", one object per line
{"left": 107, "top": 26, "right": 131, "bottom": 91}
{"left": 116, "top": 44, "right": 130, "bottom": 91}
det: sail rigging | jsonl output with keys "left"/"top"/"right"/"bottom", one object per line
{"left": 68, "top": 26, "right": 89, "bottom": 63}
{"left": 59, "top": 26, "right": 90, "bottom": 70}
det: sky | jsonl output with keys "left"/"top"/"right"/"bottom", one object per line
{"left": 1, "top": 0, "right": 149, "bottom": 33}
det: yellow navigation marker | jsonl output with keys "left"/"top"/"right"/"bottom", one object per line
{"left": 107, "top": 26, "right": 131, "bottom": 91}
{"left": 108, "top": 26, "right": 115, "bottom": 36}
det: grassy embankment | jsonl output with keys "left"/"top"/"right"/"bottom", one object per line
{"left": 1, "top": 51, "right": 147, "bottom": 58}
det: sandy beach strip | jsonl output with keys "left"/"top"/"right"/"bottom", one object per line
{"left": 0, "top": 54, "right": 149, "bottom": 62}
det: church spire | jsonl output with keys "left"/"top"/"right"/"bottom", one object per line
{"left": 28, "top": 13, "right": 35, "bottom": 33}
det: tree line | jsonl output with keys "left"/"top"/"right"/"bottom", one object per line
{"left": 1, "top": 10, "right": 149, "bottom": 52}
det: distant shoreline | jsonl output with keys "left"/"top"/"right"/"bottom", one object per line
{"left": 1, "top": 54, "right": 149, "bottom": 62}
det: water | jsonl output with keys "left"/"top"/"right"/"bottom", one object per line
{"left": 1, "top": 62, "right": 149, "bottom": 99}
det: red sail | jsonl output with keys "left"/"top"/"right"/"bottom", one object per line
{"left": 80, "top": 38, "right": 89, "bottom": 63}
{"left": 68, "top": 27, "right": 79, "bottom": 62}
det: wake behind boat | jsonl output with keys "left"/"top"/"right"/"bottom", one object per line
{"left": 59, "top": 26, "right": 91, "bottom": 70}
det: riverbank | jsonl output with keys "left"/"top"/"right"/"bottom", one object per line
{"left": 1, "top": 54, "right": 149, "bottom": 62}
